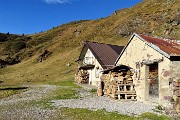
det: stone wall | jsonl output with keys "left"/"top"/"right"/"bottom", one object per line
{"left": 171, "top": 61, "right": 180, "bottom": 112}
{"left": 116, "top": 35, "right": 174, "bottom": 108}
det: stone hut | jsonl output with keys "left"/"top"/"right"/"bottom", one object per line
{"left": 115, "top": 33, "right": 180, "bottom": 111}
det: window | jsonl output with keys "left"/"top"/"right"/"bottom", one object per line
{"left": 95, "top": 67, "right": 99, "bottom": 78}
{"left": 135, "top": 62, "right": 140, "bottom": 80}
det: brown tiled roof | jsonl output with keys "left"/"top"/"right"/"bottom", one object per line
{"left": 139, "top": 34, "right": 180, "bottom": 57}
{"left": 79, "top": 41, "right": 124, "bottom": 69}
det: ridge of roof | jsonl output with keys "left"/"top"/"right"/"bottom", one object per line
{"left": 79, "top": 41, "right": 124, "bottom": 69}
{"left": 115, "top": 33, "right": 180, "bottom": 65}
{"left": 137, "top": 34, "right": 180, "bottom": 57}
{"left": 85, "top": 41, "right": 123, "bottom": 47}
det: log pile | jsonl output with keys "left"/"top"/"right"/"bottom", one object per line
{"left": 173, "top": 79, "right": 180, "bottom": 112}
{"left": 75, "top": 69, "right": 89, "bottom": 84}
{"left": 101, "top": 70, "right": 136, "bottom": 100}
{"left": 173, "top": 79, "right": 180, "bottom": 97}
{"left": 149, "top": 70, "right": 158, "bottom": 79}
{"left": 97, "top": 81, "right": 103, "bottom": 96}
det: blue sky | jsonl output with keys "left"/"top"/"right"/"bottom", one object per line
{"left": 0, "top": 0, "right": 142, "bottom": 34}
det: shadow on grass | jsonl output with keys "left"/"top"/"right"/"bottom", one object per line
{"left": 0, "top": 86, "right": 28, "bottom": 91}
{"left": 0, "top": 86, "right": 28, "bottom": 99}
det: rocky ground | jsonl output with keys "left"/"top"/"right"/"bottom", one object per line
{"left": 0, "top": 85, "right": 57, "bottom": 105}
{"left": 52, "top": 89, "right": 155, "bottom": 116}
{"left": 0, "top": 84, "right": 58, "bottom": 120}
{"left": 0, "top": 84, "right": 178, "bottom": 120}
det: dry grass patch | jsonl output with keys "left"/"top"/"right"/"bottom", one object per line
{"left": 0, "top": 46, "right": 80, "bottom": 85}
{"left": 0, "top": 86, "right": 28, "bottom": 99}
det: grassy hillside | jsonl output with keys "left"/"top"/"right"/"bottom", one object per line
{"left": 0, "top": 0, "right": 179, "bottom": 85}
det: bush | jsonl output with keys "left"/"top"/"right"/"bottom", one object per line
{"left": 12, "top": 41, "right": 26, "bottom": 52}
{"left": 0, "top": 33, "right": 7, "bottom": 42}
{"left": 4, "top": 41, "right": 26, "bottom": 53}
{"left": 27, "top": 35, "right": 52, "bottom": 47}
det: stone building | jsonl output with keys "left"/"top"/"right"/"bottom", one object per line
{"left": 115, "top": 33, "right": 180, "bottom": 111}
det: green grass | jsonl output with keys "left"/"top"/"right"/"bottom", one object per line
{"left": 28, "top": 80, "right": 80, "bottom": 109}
{"left": 140, "top": 112, "right": 170, "bottom": 120}
{"left": 32, "top": 80, "right": 173, "bottom": 120}
{"left": 0, "top": 81, "right": 175, "bottom": 120}
{"left": 47, "top": 80, "right": 81, "bottom": 100}
{"left": 48, "top": 80, "right": 80, "bottom": 100}
{"left": 57, "top": 108, "right": 135, "bottom": 120}
{"left": 0, "top": 90, "right": 19, "bottom": 99}
{"left": 31, "top": 88, "right": 77, "bottom": 108}
{"left": 0, "top": 0, "right": 179, "bottom": 86}
{"left": 52, "top": 87, "right": 78, "bottom": 100}
{"left": 48, "top": 79, "right": 81, "bottom": 88}
{"left": 25, "top": 88, "right": 78, "bottom": 109}
{"left": 89, "top": 89, "right": 97, "bottom": 93}
{"left": 56, "top": 108, "right": 172, "bottom": 120}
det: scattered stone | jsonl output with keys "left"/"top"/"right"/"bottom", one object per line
{"left": 0, "top": 79, "right": 3, "bottom": 83}
{"left": 52, "top": 89, "right": 155, "bottom": 116}
{"left": 66, "top": 63, "right": 71, "bottom": 66}
{"left": 0, "top": 84, "right": 58, "bottom": 120}
{"left": 0, "top": 84, "right": 57, "bottom": 106}
{"left": 37, "top": 50, "right": 51, "bottom": 62}
{"left": 0, "top": 59, "right": 8, "bottom": 68}
{"left": 0, "top": 84, "right": 178, "bottom": 119}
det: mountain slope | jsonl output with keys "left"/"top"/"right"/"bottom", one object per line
{"left": 0, "top": 0, "right": 179, "bottom": 85}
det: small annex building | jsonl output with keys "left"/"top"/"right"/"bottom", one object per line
{"left": 115, "top": 33, "right": 180, "bottom": 111}
{"left": 75, "top": 41, "right": 124, "bottom": 86}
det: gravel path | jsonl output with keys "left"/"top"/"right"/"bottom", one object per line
{"left": 0, "top": 84, "right": 57, "bottom": 106}
{"left": 0, "top": 84, "right": 58, "bottom": 120}
{"left": 52, "top": 89, "right": 155, "bottom": 116}
{"left": 0, "top": 106, "right": 57, "bottom": 120}
{"left": 0, "top": 83, "right": 160, "bottom": 119}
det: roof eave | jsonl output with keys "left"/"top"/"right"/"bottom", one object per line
{"left": 135, "top": 34, "right": 171, "bottom": 58}
{"left": 77, "top": 43, "right": 88, "bottom": 61}
{"left": 114, "top": 33, "right": 137, "bottom": 66}
{"left": 86, "top": 43, "right": 106, "bottom": 69}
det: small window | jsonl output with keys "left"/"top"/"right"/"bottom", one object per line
{"left": 95, "top": 67, "right": 99, "bottom": 78}
{"left": 135, "top": 63, "right": 140, "bottom": 80}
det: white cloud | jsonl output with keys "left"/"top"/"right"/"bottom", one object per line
{"left": 43, "top": 0, "right": 71, "bottom": 4}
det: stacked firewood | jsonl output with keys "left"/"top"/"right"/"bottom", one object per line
{"left": 173, "top": 79, "right": 180, "bottom": 112}
{"left": 173, "top": 79, "right": 180, "bottom": 97}
{"left": 101, "top": 70, "right": 136, "bottom": 100}
{"left": 75, "top": 69, "right": 89, "bottom": 84}
{"left": 149, "top": 70, "right": 158, "bottom": 79}
{"left": 97, "top": 81, "right": 103, "bottom": 96}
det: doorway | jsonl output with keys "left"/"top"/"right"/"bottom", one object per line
{"left": 148, "top": 63, "right": 159, "bottom": 102}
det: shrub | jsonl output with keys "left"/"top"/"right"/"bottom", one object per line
{"left": 27, "top": 35, "right": 52, "bottom": 47}
{"left": 4, "top": 41, "right": 26, "bottom": 53}
{"left": 12, "top": 41, "right": 26, "bottom": 52}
